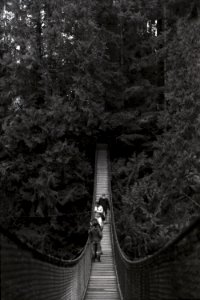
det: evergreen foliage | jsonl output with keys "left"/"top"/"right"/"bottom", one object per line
{"left": 0, "top": 0, "right": 199, "bottom": 259}
{"left": 0, "top": 0, "right": 96, "bottom": 257}
{"left": 111, "top": 0, "right": 200, "bottom": 259}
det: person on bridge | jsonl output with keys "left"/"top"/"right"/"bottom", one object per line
{"left": 94, "top": 199, "right": 104, "bottom": 229}
{"left": 89, "top": 218, "right": 102, "bottom": 262}
{"left": 98, "top": 193, "right": 110, "bottom": 222}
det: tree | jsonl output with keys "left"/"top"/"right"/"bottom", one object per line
{"left": 111, "top": 0, "right": 200, "bottom": 259}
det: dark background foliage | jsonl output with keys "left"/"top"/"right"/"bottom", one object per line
{"left": 0, "top": 0, "right": 200, "bottom": 259}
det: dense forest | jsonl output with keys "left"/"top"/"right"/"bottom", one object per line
{"left": 0, "top": 0, "right": 200, "bottom": 260}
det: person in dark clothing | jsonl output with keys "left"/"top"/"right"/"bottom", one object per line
{"left": 98, "top": 194, "right": 110, "bottom": 221}
{"left": 88, "top": 218, "right": 102, "bottom": 262}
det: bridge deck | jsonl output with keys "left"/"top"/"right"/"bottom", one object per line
{"left": 84, "top": 147, "right": 121, "bottom": 300}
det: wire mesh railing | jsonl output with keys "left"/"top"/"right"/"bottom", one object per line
{"left": 1, "top": 227, "right": 91, "bottom": 300}
{"left": 0, "top": 149, "right": 99, "bottom": 300}
{"left": 108, "top": 149, "right": 200, "bottom": 300}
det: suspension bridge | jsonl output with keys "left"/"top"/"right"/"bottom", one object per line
{"left": 1, "top": 144, "right": 200, "bottom": 300}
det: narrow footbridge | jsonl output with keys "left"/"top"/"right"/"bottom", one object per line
{"left": 1, "top": 144, "right": 200, "bottom": 300}
{"left": 84, "top": 147, "right": 121, "bottom": 300}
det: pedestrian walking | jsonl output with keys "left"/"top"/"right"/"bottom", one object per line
{"left": 88, "top": 218, "right": 102, "bottom": 262}
{"left": 98, "top": 193, "right": 110, "bottom": 221}
{"left": 94, "top": 199, "right": 104, "bottom": 229}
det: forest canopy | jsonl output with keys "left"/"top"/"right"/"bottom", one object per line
{"left": 0, "top": 0, "right": 200, "bottom": 259}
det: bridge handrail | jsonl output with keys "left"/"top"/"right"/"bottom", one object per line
{"left": 0, "top": 149, "right": 98, "bottom": 300}
{"left": 108, "top": 149, "right": 200, "bottom": 300}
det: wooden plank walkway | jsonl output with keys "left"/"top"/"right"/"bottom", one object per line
{"left": 84, "top": 146, "right": 121, "bottom": 300}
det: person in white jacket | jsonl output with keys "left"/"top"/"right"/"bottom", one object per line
{"left": 94, "top": 200, "right": 104, "bottom": 229}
